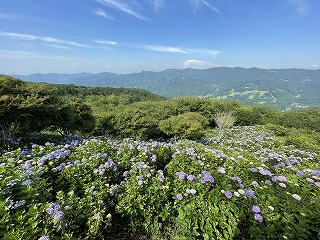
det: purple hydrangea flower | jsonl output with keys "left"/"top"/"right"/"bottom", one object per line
{"left": 259, "top": 169, "right": 273, "bottom": 176}
{"left": 53, "top": 211, "right": 64, "bottom": 221}
{"left": 245, "top": 189, "right": 257, "bottom": 199}
{"left": 187, "top": 175, "right": 196, "bottom": 181}
{"left": 265, "top": 180, "right": 272, "bottom": 185}
{"left": 175, "top": 171, "right": 187, "bottom": 180}
{"left": 151, "top": 154, "right": 157, "bottom": 162}
{"left": 252, "top": 205, "right": 261, "bottom": 213}
{"left": 250, "top": 168, "right": 258, "bottom": 173}
{"left": 176, "top": 193, "right": 183, "bottom": 200}
{"left": 296, "top": 171, "right": 303, "bottom": 176}
{"left": 277, "top": 176, "right": 288, "bottom": 182}
{"left": 251, "top": 181, "right": 259, "bottom": 187}
{"left": 224, "top": 191, "right": 233, "bottom": 199}
{"left": 254, "top": 213, "right": 263, "bottom": 223}
{"left": 201, "top": 171, "right": 214, "bottom": 184}
{"left": 38, "top": 236, "right": 50, "bottom": 240}
{"left": 158, "top": 175, "right": 164, "bottom": 182}
{"left": 306, "top": 178, "right": 314, "bottom": 183}
{"left": 93, "top": 213, "right": 100, "bottom": 219}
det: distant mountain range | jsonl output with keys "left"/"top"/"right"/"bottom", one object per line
{"left": 15, "top": 67, "right": 320, "bottom": 110}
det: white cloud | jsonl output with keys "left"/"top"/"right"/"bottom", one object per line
{"left": 0, "top": 31, "right": 91, "bottom": 48}
{"left": 140, "top": 44, "right": 221, "bottom": 56}
{"left": 94, "top": 9, "right": 114, "bottom": 20}
{"left": 311, "top": 64, "right": 319, "bottom": 67}
{"left": 187, "top": 48, "right": 222, "bottom": 56}
{"left": 96, "top": 0, "right": 147, "bottom": 21}
{"left": 43, "top": 44, "right": 73, "bottom": 50}
{"left": 142, "top": 45, "right": 188, "bottom": 54}
{"left": 183, "top": 59, "right": 213, "bottom": 68}
{"left": 94, "top": 39, "right": 118, "bottom": 45}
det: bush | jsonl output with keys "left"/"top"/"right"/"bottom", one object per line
{"left": 159, "top": 112, "right": 209, "bottom": 139}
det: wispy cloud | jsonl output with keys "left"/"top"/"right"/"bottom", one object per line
{"left": 0, "top": 31, "right": 91, "bottom": 48}
{"left": 94, "top": 39, "right": 118, "bottom": 45}
{"left": 0, "top": 50, "right": 72, "bottom": 60}
{"left": 94, "top": 9, "right": 114, "bottom": 20}
{"left": 152, "top": 0, "right": 165, "bottom": 13}
{"left": 187, "top": 48, "right": 221, "bottom": 56}
{"left": 287, "top": 0, "right": 309, "bottom": 16}
{"left": 142, "top": 45, "right": 188, "bottom": 54}
{"left": 183, "top": 59, "right": 212, "bottom": 68}
{"left": 191, "top": 0, "right": 220, "bottom": 14}
{"left": 96, "top": 0, "right": 147, "bottom": 21}
{"left": 139, "top": 44, "right": 221, "bottom": 56}
{"left": 43, "top": 44, "right": 73, "bottom": 50}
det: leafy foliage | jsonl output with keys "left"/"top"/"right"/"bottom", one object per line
{"left": 159, "top": 112, "right": 209, "bottom": 139}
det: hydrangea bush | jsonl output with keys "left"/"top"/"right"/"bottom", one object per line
{"left": 0, "top": 126, "right": 319, "bottom": 239}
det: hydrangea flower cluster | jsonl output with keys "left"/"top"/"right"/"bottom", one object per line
{"left": 46, "top": 203, "right": 64, "bottom": 221}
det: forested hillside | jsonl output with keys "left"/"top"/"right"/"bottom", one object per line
{"left": 16, "top": 67, "right": 320, "bottom": 110}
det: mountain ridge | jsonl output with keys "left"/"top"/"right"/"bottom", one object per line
{"left": 14, "top": 67, "right": 320, "bottom": 110}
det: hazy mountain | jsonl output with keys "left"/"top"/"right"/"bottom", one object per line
{"left": 15, "top": 67, "right": 320, "bottom": 110}
{"left": 14, "top": 72, "right": 94, "bottom": 84}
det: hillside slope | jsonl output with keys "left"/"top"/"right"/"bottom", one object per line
{"left": 16, "top": 67, "right": 320, "bottom": 110}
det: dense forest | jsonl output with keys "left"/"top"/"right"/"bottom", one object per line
{"left": 1, "top": 75, "right": 320, "bottom": 239}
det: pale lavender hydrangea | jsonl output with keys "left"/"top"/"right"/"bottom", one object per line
{"left": 38, "top": 236, "right": 50, "bottom": 240}
{"left": 250, "top": 168, "right": 258, "bottom": 173}
{"left": 224, "top": 191, "right": 233, "bottom": 199}
{"left": 254, "top": 213, "right": 263, "bottom": 223}
{"left": 265, "top": 180, "right": 272, "bottom": 185}
{"left": 252, "top": 205, "right": 261, "bottom": 213}
{"left": 46, "top": 203, "right": 64, "bottom": 221}
{"left": 175, "top": 171, "right": 187, "bottom": 180}
{"left": 187, "top": 175, "right": 196, "bottom": 181}
{"left": 259, "top": 169, "right": 273, "bottom": 176}
{"left": 176, "top": 193, "right": 183, "bottom": 200}
{"left": 306, "top": 178, "right": 314, "bottom": 183}
{"left": 245, "top": 189, "right": 257, "bottom": 199}
{"left": 201, "top": 171, "right": 214, "bottom": 184}
{"left": 277, "top": 176, "right": 288, "bottom": 182}
{"left": 314, "top": 182, "right": 320, "bottom": 188}
{"left": 251, "top": 181, "right": 259, "bottom": 187}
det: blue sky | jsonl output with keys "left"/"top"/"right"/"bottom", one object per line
{"left": 0, "top": 0, "right": 319, "bottom": 74}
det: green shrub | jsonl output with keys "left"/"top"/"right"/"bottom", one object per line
{"left": 159, "top": 112, "right": 209, "bottom": 139}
